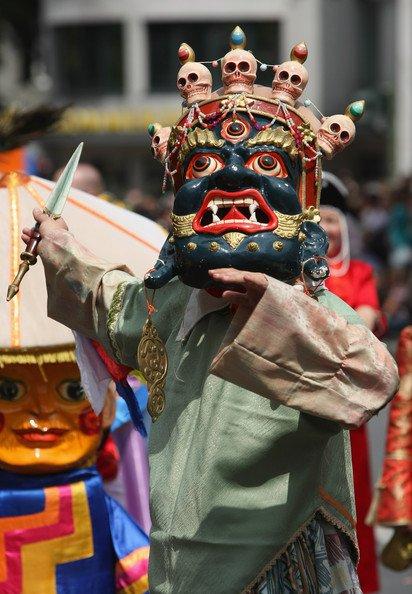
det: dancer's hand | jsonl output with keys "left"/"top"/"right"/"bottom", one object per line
{"left": 209, "top": 268, "right": 268, "bottom": 309}
{"left": 21, "top": 208, "right": 68, "bottom": 245}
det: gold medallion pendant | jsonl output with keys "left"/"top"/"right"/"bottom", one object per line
{"left": 137, "top": 316, "right": 168, "bottom": 421}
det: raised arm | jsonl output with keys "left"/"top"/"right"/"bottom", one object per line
{"left": 22, "top": 209, "right": 135, "bottom": 359}
{"left": 22, "top": 209, "right": 189, "bottom": 368}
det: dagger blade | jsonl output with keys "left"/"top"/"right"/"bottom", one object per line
{"left": 43, "top": 142, "right": 83, "bottom": 218}
{"left": 6, "top": 142, "right": 84, "bottom": 302}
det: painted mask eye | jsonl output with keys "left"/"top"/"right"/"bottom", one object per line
{"left": 186, "top": 154, "right": 224, "bottom": 179}
{"left": 58, "top": 380, "right": 86, "bottom": 403}
{"left": 245, "top": 153, "right": 287, "bottom": 177}
{"left": 0, "top": 378, "right": 26, "bottom": 402}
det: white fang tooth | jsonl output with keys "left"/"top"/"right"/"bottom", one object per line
{"left": 250, "top": 212, "right": 257, "bottom": 222}
{"left": 209, "top": 203, "right": 218, "bottom": 214}
{"left": 249, "top": 202, "right": 257, "bottom": 212}
{"left": 212, "top": 214, "right": 220, "bottom": 222}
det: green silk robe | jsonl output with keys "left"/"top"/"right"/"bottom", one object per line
{"left": 39, "top": 230, "right": 398, "bottom": 593}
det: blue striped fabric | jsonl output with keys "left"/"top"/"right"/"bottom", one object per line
{"left": 257, "top": 516, "right": 361, "bottom": 594}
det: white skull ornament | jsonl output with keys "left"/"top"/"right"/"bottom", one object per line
{"left": 271, "top": 42, "right": 308, "bottom": 106}
{"left": 221, "top": 49, "right": 257, "bottom": 94}
{"left": 149, "top": 124, "right": 171, "bottom": 164}
{"left": 177, "top": 63, "right": 212, "bottom": 105}
{"left": 317, "top": 115, "right": 355, "bottom": 159}
{"left": 271, "top": 61, "right": 308, "bottom": 106}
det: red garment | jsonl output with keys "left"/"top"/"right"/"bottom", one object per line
{"left": 374, "top": 327, "right": 412, "bottom": 526}
{"left": 325, "top": 259, "right": 380, "bottom": 593}
{"left": 325, "top": 259, "right": 380, "bottom": 312}
{"left": 97, "top": 434, "right": 120, "bottom": 482}
{"left": 91, "top": 339, "right": 131, "bottom": 382}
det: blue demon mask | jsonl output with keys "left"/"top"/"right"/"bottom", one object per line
{"left": 146, "top": 105, "right": 328, "bottom": 290}
{"left": 145, "top": 31, "right": 363, "bottom": 291}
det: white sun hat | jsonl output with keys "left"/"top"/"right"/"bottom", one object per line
{"left": 0, "top": 170, "right": 166, "bottom": 362}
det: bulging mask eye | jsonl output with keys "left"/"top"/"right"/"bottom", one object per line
{"left": 245, "top": 153, "right": 287, "bottom": 177}
{"left": 0, "top": 377, "right": 26, "bottom": 402}
{"left": 185, "top": 154, "right": 224, "bottom": 179}
{"left": 58, "top": 380, "right": 86, "bottom": 403}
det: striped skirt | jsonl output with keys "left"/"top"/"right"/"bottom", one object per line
{"left": 256, "top": 516, "right": 362, "bottom": 594}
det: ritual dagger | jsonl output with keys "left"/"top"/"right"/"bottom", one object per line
{"left": 6, "top": 142, "right": 83, "bottom": 301}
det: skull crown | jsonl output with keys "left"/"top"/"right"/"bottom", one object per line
{"left": 317, "top": 115, "right": 355, "bottom": 159}
{"left": 316, "top": 101, "right": 365, "bottom": 159}
{"left": 176, "top": 43, "right": 212, "bottom": 105}
{"left": 271, "top": 42, "right": 308, "bottom": 107}
{"left": 221, "top": 49, "right": 257, "bottom": 94}
{"left": 149, "top": 27, "right": 366, "bottom": 172}
{"left": 177, "top": 62, "right": 212, "bottom": 105}
{"left": 148, "top": 123, "right": 172, "bottom": 164}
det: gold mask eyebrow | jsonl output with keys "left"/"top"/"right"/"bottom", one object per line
{"left": 178, "top": 128, "right": 224, "bottom": 163}
{"left": 245, "top": 127, "right": 298, "bottom": 159}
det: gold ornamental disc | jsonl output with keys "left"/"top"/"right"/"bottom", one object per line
{"left": 137, "top": 317, "right": 168, "bottom": 421}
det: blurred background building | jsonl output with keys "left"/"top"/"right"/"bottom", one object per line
{"left": 0, "top": 1, "right": 411, "bottom": 591}
{"left": 1, "top": 0, "right": 408, "bottom": 190}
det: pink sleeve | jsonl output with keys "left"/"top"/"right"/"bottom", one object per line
{"left": 210, "top": 278, "right": 398, "bottom": 428}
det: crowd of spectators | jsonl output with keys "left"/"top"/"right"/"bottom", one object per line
{"left": 338, "top": 170, "right": 412, "bottom": 334}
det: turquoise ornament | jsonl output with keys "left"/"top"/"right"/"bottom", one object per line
{"left": 346, "top": 100, "right": 365, "bottom": 121}
{"left": 230, "top": 26, "right": 246, "bottom": 49}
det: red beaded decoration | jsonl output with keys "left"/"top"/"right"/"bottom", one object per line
{"left": 291, "top": 42, "right": 308, "bottom": 64}
{"left": 178, "top": 47, "right": 190, "bottom": 62}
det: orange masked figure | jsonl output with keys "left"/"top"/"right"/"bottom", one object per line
{"left": 0, "top": 360, "right": 104, "bottom": 474}
{"left": 0, "top": 355, "right": 149, "bottom": 594}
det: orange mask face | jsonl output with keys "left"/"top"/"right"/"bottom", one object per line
{"left": 0, "top": 361, "right": 103, "bottom": 474}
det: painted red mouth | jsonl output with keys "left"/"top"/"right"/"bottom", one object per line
{"left": 192, "top": 189, "right": 278, "bottom": 235}
{"left": 14, "top": 428, "right": 68, "bottom": 444}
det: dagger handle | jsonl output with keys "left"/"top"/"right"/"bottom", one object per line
{"left": 21, "top": 221, "right": 41, "bottom": 264}
{"left": 6, "top": 222, "right": 42, "bottom": 301}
